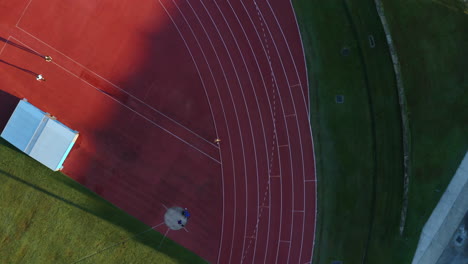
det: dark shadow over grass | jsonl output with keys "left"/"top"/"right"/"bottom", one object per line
{"left": 0, "top": 138, "right": 207, "bottom": 263}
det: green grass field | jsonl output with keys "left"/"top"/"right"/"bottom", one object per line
{"left": 0, "top": 138, "right": 207, "bottom": 263}
{"left": 293, "top": 0, "right": 467, "bottom": 263}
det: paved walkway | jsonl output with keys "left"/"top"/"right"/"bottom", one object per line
{"left": 412, "top": 151, "right": 468, "bottom": 264}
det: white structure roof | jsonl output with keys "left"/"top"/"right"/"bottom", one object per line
{"left": 1, "top": 99, "right": 78, "bottom": 171}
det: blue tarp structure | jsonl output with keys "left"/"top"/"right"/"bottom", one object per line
{"left": 0, "top": 99, "right": 78, "bottom": 171}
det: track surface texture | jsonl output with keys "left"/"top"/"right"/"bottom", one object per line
{"left": 0, "top": 0, "right": 316, "bottom": 263}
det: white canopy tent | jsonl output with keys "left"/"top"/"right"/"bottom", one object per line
{"left": 1, "top": 99, "right": 78, "bottom": 171}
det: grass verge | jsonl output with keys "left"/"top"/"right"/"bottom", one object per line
{"left": 293, "top": 0, "right": 403, "bottom": 262}
{"left": 0, "top": 138, "right": 207, "bottom": 263}
{"left": 379, "top": 0, "right": 468, "bottom": 262}
{"left": 293, "top": 0, "right": 467, "bottom": 263}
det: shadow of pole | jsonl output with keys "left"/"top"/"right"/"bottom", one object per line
{"left": 0, "top": 37, "right": 45, "bottom": 59}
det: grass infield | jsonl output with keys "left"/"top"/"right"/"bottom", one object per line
{"left": 293, "top": 0, "right": 467, "bottom": 263}
{"left": 293, "top": 0, "right": 402, "bottom": 262}
{"left": 0, "top": 138, "right": 207, "bottom": 263}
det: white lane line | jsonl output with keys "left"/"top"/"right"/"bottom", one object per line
{"left": 157, "top": 2, "right": 235, "bottom": 263}
{"left": 169, "top": 1, "right": 247, "bottom": 262}
{"left": 53, "top": 60, "right": 221, "bottom": 164}
{"left": 251, "top": 2, "right": 290, "bottom": 263}
{"left": 222, "top": 3, "right": 280, "bottom": 262}
{"left": 267, "top": 0, "right": 310, "bottom": 117}
{"left": 0, "top": 36, "right": 11, "bottom": 56}
{"left": 288, "top": 0, "right": 311, "bottom": 113}
{"left": 185, "top": 1, "right": 254, "bottom": 262}
{"left": 254, "top": 6, "right": 310, "bottom": 263}
{"left": 16, "top": 0, "right": 34, "bottom": 27}
{"left": 233, "top": 1, "right": 293, "bottom": 262}
{"left": 14, "top": 26, "right": 217, "bottom": 148}
{"left": 204, "top": 3, "right": 276, "bottom": 262}
{"left": 8, "top": 33, "right": 222, "bottom": 164}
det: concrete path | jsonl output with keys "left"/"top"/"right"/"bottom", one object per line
{"left": 412, "top": 151, "right": 468, "bottom": 264}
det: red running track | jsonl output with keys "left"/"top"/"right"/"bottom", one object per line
{"left": 0, "top": 0, "right": 316, "bottom": 263}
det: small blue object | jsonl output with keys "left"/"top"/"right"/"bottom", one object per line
{"left": 182, "top": 210, "right": 191, "bottom": 218}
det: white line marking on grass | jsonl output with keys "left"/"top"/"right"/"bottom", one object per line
{"left": 151, "top": 222, "right": 166, "bottom": 229}
{"left": 157, "top": 228, "right": 171, "bottom": 249}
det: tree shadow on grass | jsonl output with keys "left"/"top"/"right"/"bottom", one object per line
{"left": 0, "top": 96, "right": 202, "bottom": 262}
{"left": 0, "top": 169, "right": 97, "bottom": 216}
{"left": 0, "top": 164, "right": 204, "bottom": 264}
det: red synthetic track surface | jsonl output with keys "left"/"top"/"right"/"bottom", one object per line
{"left": 0, "top": 0, "right": 316, "bottom": 263}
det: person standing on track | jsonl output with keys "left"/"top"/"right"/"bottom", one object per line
{"left": 36, "top": 74, "right": 45, "bottom": 81}
{"left": 182, "top": 208, "right": 190, "bottom": 219}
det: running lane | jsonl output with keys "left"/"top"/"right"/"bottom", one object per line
{"left": 163, "top": 0, "right": 316, "bottom": 263}
{"left": 0, "top": 0, "right": 316, "bottom": 263}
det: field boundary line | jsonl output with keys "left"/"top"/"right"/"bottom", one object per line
{"left": 16, "top": 0, "right": 33, "bottom": 27}
{"left": 0, "top": 36, "right": 12, "bottom": 56}
{"left": 8, "top": 35, "right": 220, "bottom": 163}
{"left": 14, "top": 26, "right": 217, "bottom": 148}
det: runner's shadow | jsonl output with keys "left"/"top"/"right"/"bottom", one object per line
{"left": 0, "top": 59, "right": 38, "bottom": 77}
{"left": 0, "top": 37, "right": 44, "bottom": 58}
